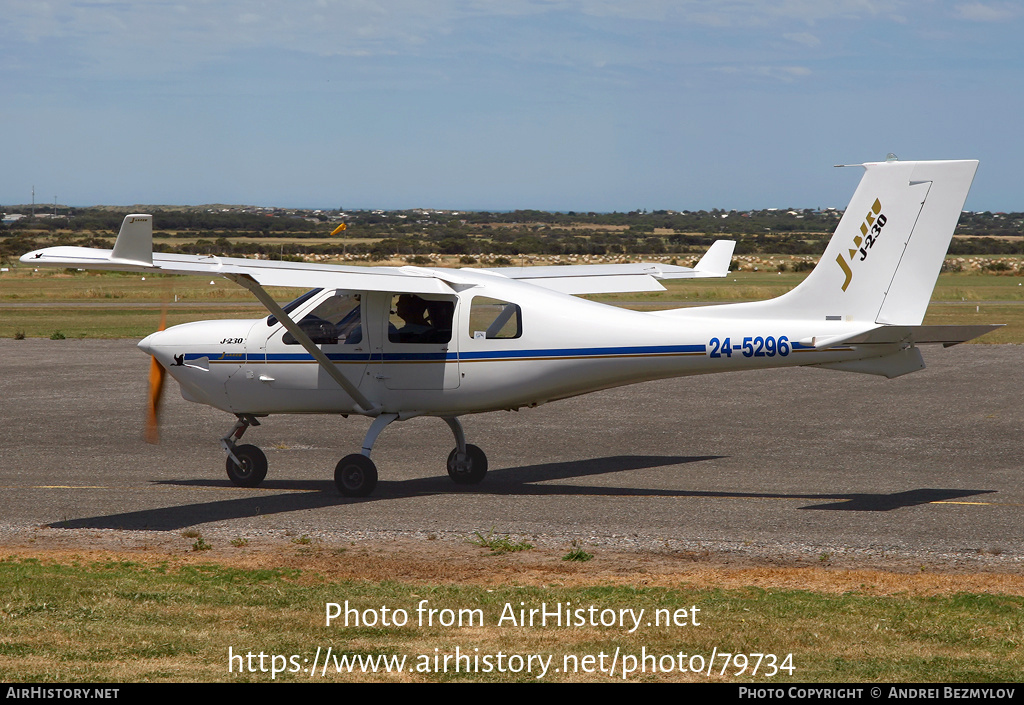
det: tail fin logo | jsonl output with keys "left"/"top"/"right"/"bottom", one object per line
{"left": 835, "top": 198, "right": 887, "bottom": 291}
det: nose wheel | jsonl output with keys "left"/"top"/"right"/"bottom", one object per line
{"left": 225, "top": 444, "right": 268, "bottom": 488}
{"left": 221, "top": 415, "right": 269, "bottom": 488}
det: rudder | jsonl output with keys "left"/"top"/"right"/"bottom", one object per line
{"left": 874, "top": 160, "right": 978, "bottom": 324}
{"left": 680, "top": 159, "right": 978, "bottom": 324}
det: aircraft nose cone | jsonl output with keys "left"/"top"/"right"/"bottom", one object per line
{"left": 138, "top": 331, "right": 159, "bottom": 356}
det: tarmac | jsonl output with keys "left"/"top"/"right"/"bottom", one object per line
{"left": 2, "top": 338, "right": 1022, "bottom": 570}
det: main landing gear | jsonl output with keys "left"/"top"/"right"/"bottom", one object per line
{"left": 219, "top": 413, "right": 487, "bottom": 497}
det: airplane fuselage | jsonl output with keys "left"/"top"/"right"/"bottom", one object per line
{"left": 141, "top": 272, "right": 892, "bottom": 419}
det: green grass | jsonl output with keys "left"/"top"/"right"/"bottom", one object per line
{"left": 562, "top": 546, "right": 594, "bottom": 562}
{"left": 468, "top": 529, "right": 533, "bottom": 555}
{"left": 933, "top": 272, "right": 1024, "bottom": 302}
{"left": 922, "top": 303, "right": 1023, "bottom": 344}
{"left": 594, "top": 270, "right": 1024, "bottom": 306}
{"left": 0, "top": 269, "right": 295, "bottom": 303}
{"left": 0, "top": 305, "right": 265, "bottom": 339}
{"left": 1, "top": 556, "right": 1021, "bottom": 682}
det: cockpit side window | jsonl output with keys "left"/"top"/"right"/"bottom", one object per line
{"left": 388, "top": 294, "right": 454, "bottom": 344}
{"left": 282, "top": 292, "right": 362, "bottom": 345}
{"left": 468, "top": 297, "right": 522, "bottom": 340}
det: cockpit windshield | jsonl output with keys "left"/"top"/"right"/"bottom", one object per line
{"left": 267, "top": 288, "right": 323, "bottom": 326}
{"left": 279, "top": 292, "right": 364, "bottom": 346}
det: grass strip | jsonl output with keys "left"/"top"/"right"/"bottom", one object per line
{"left": 1, "top": 555, "right": 1021, "bottom": 683}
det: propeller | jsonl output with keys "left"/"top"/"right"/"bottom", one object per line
{"left": 144, "top": 297, "right": 168, "bottom": 444}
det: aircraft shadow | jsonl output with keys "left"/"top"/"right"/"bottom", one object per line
{"left": 48, "top": 454, "right": 996, "bottom": 530}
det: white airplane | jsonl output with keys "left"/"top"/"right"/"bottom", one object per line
{"left": 21, "top": 158, "right": 995, "bottom": 497}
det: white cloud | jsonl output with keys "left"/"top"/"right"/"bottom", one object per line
{"left": 714, "top": 64, "right": 812, "bottom": 81}
{"left": 3, "top": 0, "right": 912, "bottom": 50}
{"left": 0, "top": 0, "right": 993, "bottom": 96}
{"left": 783, "top": 32, "right": 821, "bottom": 47}
{"left": 2, "top": 1, "right": 458, "bottom": 58}
{"left": 954, "top": 2, "right": 1020, "bottom": 22}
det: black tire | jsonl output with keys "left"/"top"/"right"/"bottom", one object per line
{"left": 447, "top": 444, "right": 487, "bottom": 485}
{"left": 225, "top": 444, "right": 268, "bottom": 488}
{"left": 335, "top": 454, "right": 378, "bottom": 497}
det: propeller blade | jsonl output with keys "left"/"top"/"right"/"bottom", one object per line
{"left": 144, "top": 354, "right": 165, "bottom": 444}
{"left": 144, "top": 297, "right": 169, "bottom": 444}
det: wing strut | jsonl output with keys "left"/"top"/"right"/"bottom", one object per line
{"left": 225, "top": 273, "right": 379, "bottom": 415}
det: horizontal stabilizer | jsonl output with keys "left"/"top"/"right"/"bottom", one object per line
{"left": 801, "top": 323, "right": 1000, "bottom": 350}
{"left": 812, "top": 347, "right": 925, "bottom": 378}
{"left": 805, "top": 323, "right": 999, "bottom": 377}
{"left": 901, "top": 324, "right": 1003, "bottom": 346}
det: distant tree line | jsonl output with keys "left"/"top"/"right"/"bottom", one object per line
{"left": 3, "top": 209, "right": 328, "bottom": 234}
{"left": 2, "top": 206, "right": 1022, "bottom": 264}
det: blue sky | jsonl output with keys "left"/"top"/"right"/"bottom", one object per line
{"left": 2, "top": 1, "right": 1021, "bottom": 212}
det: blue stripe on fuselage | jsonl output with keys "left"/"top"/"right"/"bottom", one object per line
{"left": 183, "top": 343, "right": 708, "bottom": 365}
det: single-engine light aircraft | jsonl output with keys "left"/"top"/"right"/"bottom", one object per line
{"left": 22, "top": 158, "right": 996, "bottom": 496}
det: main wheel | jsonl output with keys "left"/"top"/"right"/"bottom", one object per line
{"left": 335, "top": 454, "right": 378, "bottom": 497}
{"left": 447, "top": 444, "right": 487, "bottom": 485}
{"left": 225, "top": 444, "right": 268, "bottom": 488}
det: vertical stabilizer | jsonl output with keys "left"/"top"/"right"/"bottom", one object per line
{"left": 110, "top": 214, "right": 154, "bottom": 266}
{"left": 693, "top": 240, "right": 736, "bottom": 277}
{"left": 778, "top": 159, "right": 976, "bottom": 324}
{"left": 677, "top": 159, "right": 977, "bottom": 324}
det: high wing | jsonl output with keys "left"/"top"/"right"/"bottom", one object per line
{"left": 477, "top": 240, "right": 735, "bottom": 294}
{"left": 22, "top": 221, "right": 450, "bottom": 295}
{"left": 21, "top": 215, "right": 734, "bottom": 296}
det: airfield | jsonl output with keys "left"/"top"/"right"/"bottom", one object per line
{"left": 2, "top": 336, "right": 1022, "bottom": 572}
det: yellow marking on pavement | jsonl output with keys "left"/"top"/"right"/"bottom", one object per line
{"left": 36, "top": 485, "right": 109, "bottom": 489}
{"left": 24, "top": 484, "right": 316, "bottom": 493}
